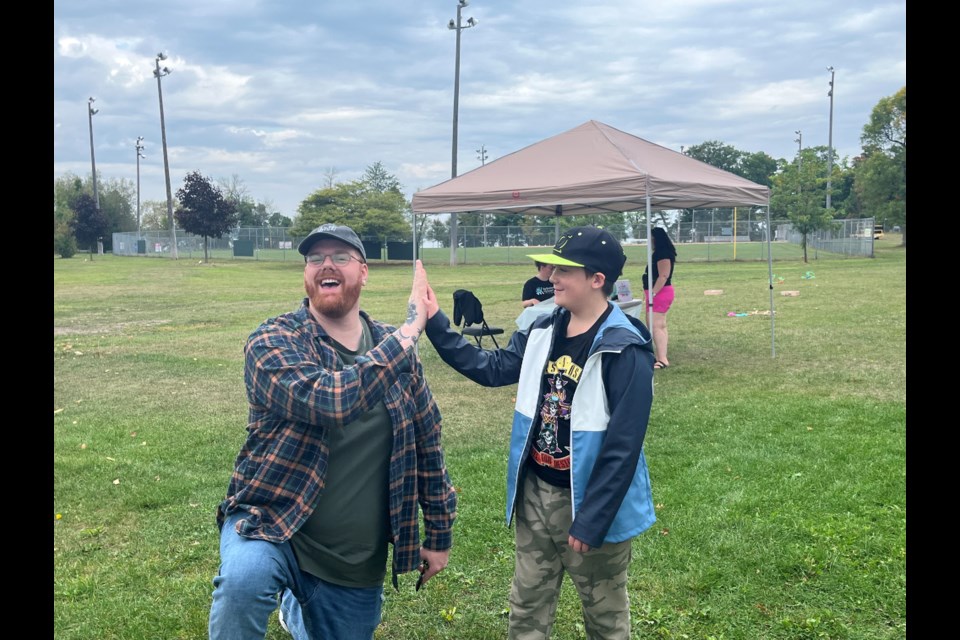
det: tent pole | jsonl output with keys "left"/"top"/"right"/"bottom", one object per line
{"left": 733, "top": 207, "right": 738, "bottom": 260}
{"left": 412, "top": 211, "right": 418, "bottom": 275}
{"left": 645, "top": 192, "right": 653, "bottom": 329}
{"left": 765, "top": 201, "right": 775, "bottom": 357}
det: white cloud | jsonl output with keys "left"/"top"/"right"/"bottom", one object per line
{"left": 53, "top": 0, "right": 906, "bottom": 217}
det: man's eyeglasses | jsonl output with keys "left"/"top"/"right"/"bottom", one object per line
{"left": 305, "top": 252, "right": 364, "bottom": 267}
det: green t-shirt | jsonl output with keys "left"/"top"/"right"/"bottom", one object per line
{"left": 291, "top": 318, "right": 393, "bottom": 587}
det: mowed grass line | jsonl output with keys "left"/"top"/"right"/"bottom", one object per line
{"left": 54, "top": 239, "right": 906, "bottom": 639}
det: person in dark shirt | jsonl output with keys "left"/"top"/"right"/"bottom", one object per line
{"left": 521, "top": 261, "right": 556, "bottom": 307}
{"left": 641, "top": 227, "right": 677, "bottom": 369}
{"left": 208, "top": 223, "right": 456, "bottom": 640}
{"left": 422, "top": 226, "right": 656, "bottom": 639}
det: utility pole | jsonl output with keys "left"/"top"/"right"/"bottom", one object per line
{"left": 154, "top": 53, "right": 178, "bottom": 259}
{"left": 826, "top": 66, "right": 835, "bottom": 210}
{"left": 477, "top": 144, "right": 488, "bottom": 246}
{"left": 87, "top": 97, "right": 100, "bottom": 212}
{"left": 87, "top": 97, "right": 101, "bottom": 258}
{"left": 447, "top": 0, "right": 477, "bottom": 265}
{"left": 795, "top": 130, "right": 803, "bottom": 225}
{"left": 135, "top": 136, "right": 145, "bottom": 240}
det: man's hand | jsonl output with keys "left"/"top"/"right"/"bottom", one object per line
{"left": 405, "top": 260, "right": 428, "bottom": 333}
{"left": 416, "top": 547, "right": 450, "bottom": 589}
{"left": 396, "top": 261, "right": 429, "bottom": 347}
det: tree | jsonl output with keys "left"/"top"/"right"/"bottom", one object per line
{"left": 770, "top": 148, "right": 838, "bottom": 262}
{"left": 855, "top": 87, "right": 906, "bottom": 245}
{"left": 861, "top": 87, "right": 906, "bottom": 153}
{"left": 427, "top": 218, "right": 450, "bottom": 247}
{"left": 680, "top": 143, "right": 778, "bottom": 231}
{"left": 218, "top": 174, "right": 267, "bottom": 227}
{"left": 268, "top": 211, "right": 293, "bottom": 227}
{"left": 853, "top": 152, "right": 905, "bottom": 238}
{"left": 405, "top": 196, "right": 433, "bottom": 254}
{"left": 140, "top": 200, "right": 172, "bottom": 231}
{"left": 54, "top": 224, "right": 77, "bottom": 258}
{"left": 54, "top": 174, "right": 84, "bottom": 256}
{"left": 826, "top": 158, "right": 858, "bottom": 219}
{"left": 294, "top": 183, "right": 355, "bottom": 236}
{"left": 322, "top": 167, "right": 339, "bottom": 189}
{"left": 70, "top": 192, "right": 109, "bottom": 255}
{"left": 362, "top": 161, "right": 401, "bottom": 193}
{"left": 739, "top": 151, "right": 778, "bottom": 188}
{"left": 53, "top": 173, "right": 136, "bottom": 253}
{"left": 96, "top": 177, "right": 138, "bottom": 250}
{"left": 294, "top": 162, "right": 410, "bottom": 242}
{"left": 685, "top": 141, "right": 743, "bottom": 174}
{"left": 175, "top": 171, "right": 239, "bottom": 262}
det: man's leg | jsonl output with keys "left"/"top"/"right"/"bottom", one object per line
{"left": 209, "top": 512, "right": 298, "bottom": 639}
{"left": 508, "top": 473, "right": 566, "bottom": 640}
{"left": 289, "top": 574, "right": 384, "bottom": 640}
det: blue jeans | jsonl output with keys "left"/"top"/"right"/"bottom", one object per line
{"left": 209, "top": 512, "right": 384, "bottom": 640}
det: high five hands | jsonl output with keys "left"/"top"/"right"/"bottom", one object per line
{"left": 398, "top": 261, "right": 440, "bottom": 347}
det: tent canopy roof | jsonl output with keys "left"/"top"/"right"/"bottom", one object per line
{"left": 412, "top": 120, "right": 770, "bottom": 216}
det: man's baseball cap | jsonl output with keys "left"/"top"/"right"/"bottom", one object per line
{"left": 298, "top": 223, "right": 367, "bottom": 261}
{"left": 527, "top": 226, "right": 626, "bottom": 283}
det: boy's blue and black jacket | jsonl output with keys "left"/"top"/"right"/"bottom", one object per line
{"left": 425, "top": 302, "right": 657, "bottom": 548}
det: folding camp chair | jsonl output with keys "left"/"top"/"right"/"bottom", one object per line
{"left": 452, "top": 289, "right": 504, "bottom": 349}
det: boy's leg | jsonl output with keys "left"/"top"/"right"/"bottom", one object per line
{"left": 508, "top": 473, "right": 566, "bottom": 640}
{"left": 562, "top": 539, "right": 632, "bottom": 639}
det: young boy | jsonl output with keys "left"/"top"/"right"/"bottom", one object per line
{"left": 521, "top": 261, "right": 556, "bottom": 307}
{"left": 422, "top": 226, "right": 656, "bottom": 639}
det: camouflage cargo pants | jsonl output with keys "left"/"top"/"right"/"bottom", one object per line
{"left": 508, "top": 472, "right": 632, "bottom": 639}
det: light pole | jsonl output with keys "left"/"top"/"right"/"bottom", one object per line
{"left": 795, "top": 130, "right": 803, "bottom": 204}
{"left": 87, "top": 97, "right": 100, "bottom": 212}
{"left": 154, "top": 52, "right": 178, "bottom": 259}
{"left": 135, "top": 136, "right": 145, "bottom": 239}
{"left": 447, "top": 0, "right": 477, "bottom": 266}
{"left": 826, "top": 66, "right": 835, "bottom": 211}
{"left": 477, "top": 144, "right": 488, "bottom": 246}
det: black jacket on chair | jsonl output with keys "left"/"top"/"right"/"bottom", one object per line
{"left": 453, "top": 289, "right": 484, "bottom": 327}
{"left": 452, "top": 289, "right": 504, "bottom": 348}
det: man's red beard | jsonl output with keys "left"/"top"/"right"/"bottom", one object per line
{"left": 305, "top": 272, "right": 363, "bottom": 318}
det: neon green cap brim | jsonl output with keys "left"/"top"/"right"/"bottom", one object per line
{"left": 527, "top": 253, "right": 585, "bottom": 268}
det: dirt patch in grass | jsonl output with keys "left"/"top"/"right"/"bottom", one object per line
{"left": 53, "top": 319, "right": 172, "bottom": 336}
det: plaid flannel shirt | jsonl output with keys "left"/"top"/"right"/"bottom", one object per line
{"left": 216, "top": 299, "right": 456, "bottom": 588}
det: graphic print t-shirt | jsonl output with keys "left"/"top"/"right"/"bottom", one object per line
{"left": 527, "top": 305, "right": 612, "bottom": 487}
{"left": 522, "top": 276, "right": 555, "bottom": 302}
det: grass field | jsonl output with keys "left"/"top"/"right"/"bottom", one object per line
{"left": 54, "top": 236, "right": 906, "bottom": 639}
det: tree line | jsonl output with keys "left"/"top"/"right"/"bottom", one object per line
{"left": 54, "top": 87, "right": 905, "bottom": 259}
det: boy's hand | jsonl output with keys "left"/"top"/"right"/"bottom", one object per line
{"left": 424, "top": 283, "right": 440, "bottom": 319}
{"left": 568, "top": 535, "right": 591, "bottom": 553}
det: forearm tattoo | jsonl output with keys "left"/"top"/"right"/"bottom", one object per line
{"left": 398, "top": 302, "right": 422, "bottom": 342}
{"left": 406, "top": 302, "right": 418, "bottom": 326}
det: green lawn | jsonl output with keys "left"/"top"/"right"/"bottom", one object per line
{"left": 54, "top": 237, "right": 906, "bottom": 639}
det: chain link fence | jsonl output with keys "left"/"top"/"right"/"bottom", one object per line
{"left": 112, "top": 217, "right": 876, "bottom": 264}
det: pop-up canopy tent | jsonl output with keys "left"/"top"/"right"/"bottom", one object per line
{"left": 411, "top": 120, "right": 777, "bottom": 355}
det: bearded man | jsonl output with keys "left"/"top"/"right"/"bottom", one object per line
{"left": 208, "top": 223, "right": 457, "bottom": 640}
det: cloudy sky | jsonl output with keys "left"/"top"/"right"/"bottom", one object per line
{"left": 53, "top": 0, "right": 906, "bottom": 220}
